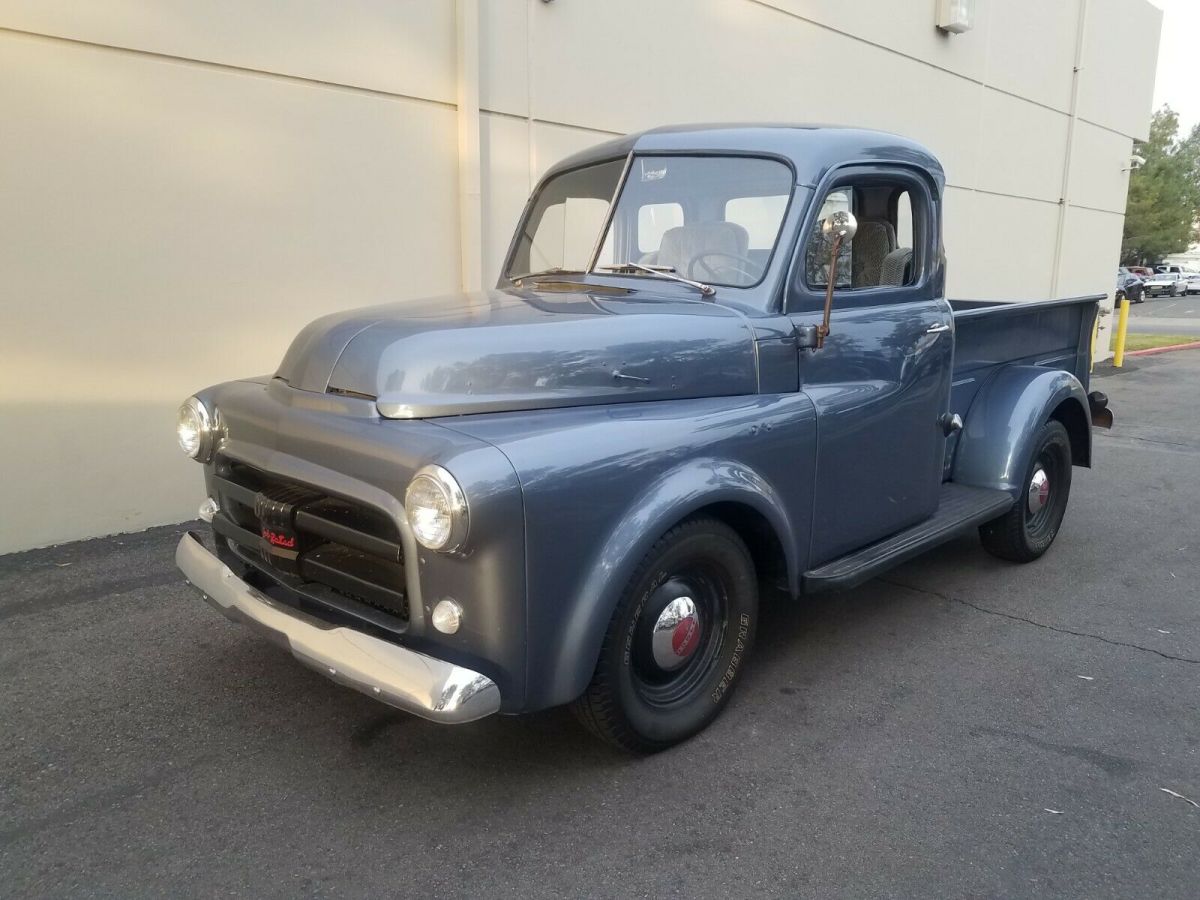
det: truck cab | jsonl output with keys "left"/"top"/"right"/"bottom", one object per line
{"left": 175, "top": 125, "right": 1110, "bottom": 752}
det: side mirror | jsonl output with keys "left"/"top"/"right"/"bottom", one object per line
{"left": 822, "top": 210, "right": 858, "bottom": 242}
{"left": 814, "top": 212, "right": 857, "bottom": 349}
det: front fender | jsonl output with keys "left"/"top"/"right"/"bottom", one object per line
{"left": 543, "top": 457, "right": 800, "bottom": 709}
{"left": 953, "top": 365, "right": 1090, "bottom": 497}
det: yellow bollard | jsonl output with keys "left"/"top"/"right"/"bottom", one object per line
{"left": 1113, "top": 296, "right": 1130, "bottom": 367}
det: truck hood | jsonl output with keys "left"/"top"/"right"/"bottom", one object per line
{"left": 275, "top": 287, "right": 759, "bottom": 418}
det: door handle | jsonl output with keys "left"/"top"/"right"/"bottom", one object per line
{"left": 926, "top": 322, "right": 951, "bottom": 334}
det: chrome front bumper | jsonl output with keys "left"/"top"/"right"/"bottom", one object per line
{"left": 175, "top": 532, "right": 500, "bottom": 723}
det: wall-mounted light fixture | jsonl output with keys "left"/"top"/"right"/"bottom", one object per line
{"left": 936, "top": 0, "right": 975, "bottom": 34}
{"left": 1121, "top": 154, "right": 1146, "bottom": 173}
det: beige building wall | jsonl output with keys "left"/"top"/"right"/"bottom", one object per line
{"left": 0, "top": 0, "right": 1161, "bottom": 553}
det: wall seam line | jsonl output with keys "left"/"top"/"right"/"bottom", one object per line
{"left": 744, "top": 0, "right": 1140, "bottom": 141}
{"left": 0, "top": 26, "right": 459, "bottom": 110}
{"left": 481, "top": 106, "right": 623, "bottom": 137}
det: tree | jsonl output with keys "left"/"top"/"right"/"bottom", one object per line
{"left": 1121, "top": 107, "right": 1200, "bottom": 265}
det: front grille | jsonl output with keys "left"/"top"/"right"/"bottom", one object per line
{"left": 210, "top": 462, "right": 408, "bottom": 622}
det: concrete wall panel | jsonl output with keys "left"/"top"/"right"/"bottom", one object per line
{"left": 1058, "top": 205, "right": 1126, "bottom": 355}
{"left": 974, "top": 89, "right": 1069, "bottom": 202}
{"left": 1078, "top": 0, "right": 1162, "bottom": 140}
{"left": 0, "top": 31, "right": 459, "bottom": 552}
{"left": 1058, "top": 206, "right": 1126, "bottom": 299}
{"left": 0, "top": 0, "right": 457, "bottom": 102}
{"left": 983, "top": 0, "right": 1078, "bottom": 113}
{"left": 755, "top": 0, "right": 989, "bottom": 83}
{"left": 530, "top": 121, "right": 621, "bottom": 182}
{"left": 480, "top": 112, "right": 532, "bottom": 280}
{"left": 1069, "top": 122, "right": 1135, "bottom": 215}
{"left": 943, "top": 187, "right": 1060, "bottom": 301}
{"left": 524, "top": 0, "right": 983, "bottom": 186}
{"left": 479, "top": 0, "right": 528, "bottom": 117}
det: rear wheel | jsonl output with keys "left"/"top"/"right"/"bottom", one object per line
{"left": 572, "top": 517, "right": 758, "bottom": 753}
{"left": 980, "top": 420, "right": 1072, "bottom": 562}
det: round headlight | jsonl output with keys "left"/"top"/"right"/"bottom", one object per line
{"left": 405, "top": 465, "right": 469, "bottom": 552}
{"left": 177, "top": 396, "right": 216, "bottom": 462}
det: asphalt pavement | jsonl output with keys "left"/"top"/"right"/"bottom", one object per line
{"left": 1128, "top": 291, "right": 1200, "bottom": 335}
{"left": 2, "top": 352, "right": 1199, "bottom": 899}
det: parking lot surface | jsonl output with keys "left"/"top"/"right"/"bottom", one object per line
{"left": 2, "top": 352, "right": 1198, "bottom": 899}
{"left": 1128, "top": 292, "right": 1200, "bottom": 335}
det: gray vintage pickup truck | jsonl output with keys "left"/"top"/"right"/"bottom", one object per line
{"left": 175, "top": 125, "right": 1111, "bottom": 752}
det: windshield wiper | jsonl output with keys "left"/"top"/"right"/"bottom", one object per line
{"left": 598, "top": 262, "right": 715, "bottom": 297}
{"left": 510, "top": 267, "right": 586, "bottom": 284}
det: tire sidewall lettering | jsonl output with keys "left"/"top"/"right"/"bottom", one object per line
{"left": 710, "top": 613, "right": 752, "bottom": 703}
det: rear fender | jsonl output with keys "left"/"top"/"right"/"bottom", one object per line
{"left": 953, "top": 366, "right": 1090, "bottom": 497}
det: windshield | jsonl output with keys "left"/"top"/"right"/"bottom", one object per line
{"left": 508, "top": 155, "right": 794, "bottom": 289}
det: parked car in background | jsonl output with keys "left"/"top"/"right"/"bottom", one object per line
{"left": 1127, "top": 266, "right": 1154, "bottom": 279}
{"left": 1144, "top": 270, "right": 1188, "bottom": 297}
{"left": 1185, "top": 273, "right": 1200, "bottom": 295}
{"left": 1116, "top": 269, "right": 1144, "bottom": 304}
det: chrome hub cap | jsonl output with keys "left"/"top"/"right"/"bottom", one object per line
{"left": 651, "top": 596, "right": 701, "bottom": 671}
{"left": 1027, "top": 468, "right": 1051, "bottom": 515}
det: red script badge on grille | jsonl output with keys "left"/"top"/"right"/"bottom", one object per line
{"left": 261, "top": 528, "right": 296, "bottom": 549}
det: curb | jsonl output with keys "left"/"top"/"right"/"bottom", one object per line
{"left": 1126, "top": 340, "right": 1200, "bottom": 358}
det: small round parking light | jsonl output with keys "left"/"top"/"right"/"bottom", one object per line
{"left": 198, "top": 497, "right": 220, "bottom": 523}
{"left": 432, "top": 599, "right": 463, "bottom": 635}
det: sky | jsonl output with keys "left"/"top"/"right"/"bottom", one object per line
{"left": 1147, "top": 0, "right": 1199, "bottom": 134}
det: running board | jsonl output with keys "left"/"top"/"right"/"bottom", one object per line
{"left": 803, "top": 484, "right": 1014, "bottom": 594}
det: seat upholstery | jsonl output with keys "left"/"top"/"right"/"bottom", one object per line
{"left": 656, "top": 221, "right": 750, "bottom": 278}
{"left": 880, "top": 247, "right": 913, "bottom": 287}
{"left": 851, "top": 220, "right": 896, "bottom": 287}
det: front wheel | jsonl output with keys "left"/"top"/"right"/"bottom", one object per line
{"left": 980, "top": 420, "right": 1072, "bottom": 562}
{"left": 572, "top": 517, "right": 758, "bottom": 753}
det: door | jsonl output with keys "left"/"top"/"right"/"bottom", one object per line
{"left": 788, "top": 170, "right": 953, "bottom": 566}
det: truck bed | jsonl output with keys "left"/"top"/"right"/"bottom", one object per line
{"left": 949, "top": 294, "right": 1104, "bottom": 418}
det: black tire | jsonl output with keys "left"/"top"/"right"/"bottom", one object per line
{"left": 980, "top": 419, "right": 1072, "bottom": 563}
{"left": 572, "top": 517, "right": 758, "bottom": 753}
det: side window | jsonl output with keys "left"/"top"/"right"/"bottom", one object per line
{"left": 803, "top": 179, "right": 922, "bottom": 298}
{"left": 805, "top": 189, "right": 853, "bottom": 289}
{"left": 637, "top": 202, "right": 684, "bottom": 256}
{"left": 895, "top": 190, "right": 914, "bottom": 249}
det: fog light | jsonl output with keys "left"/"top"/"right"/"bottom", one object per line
{"left": 198, "top": 497, "right": 219, "bottom": 523}
{"left": 432, "top": 599, "right": 463, "bottom": 634}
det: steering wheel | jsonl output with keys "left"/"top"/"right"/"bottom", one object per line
{"left": 688, "top": 251, "right": 761, "bottom": 285}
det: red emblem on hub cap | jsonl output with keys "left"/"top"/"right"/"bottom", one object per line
{"left": 671, "top": 616, "right": 700, "bottom": 657}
